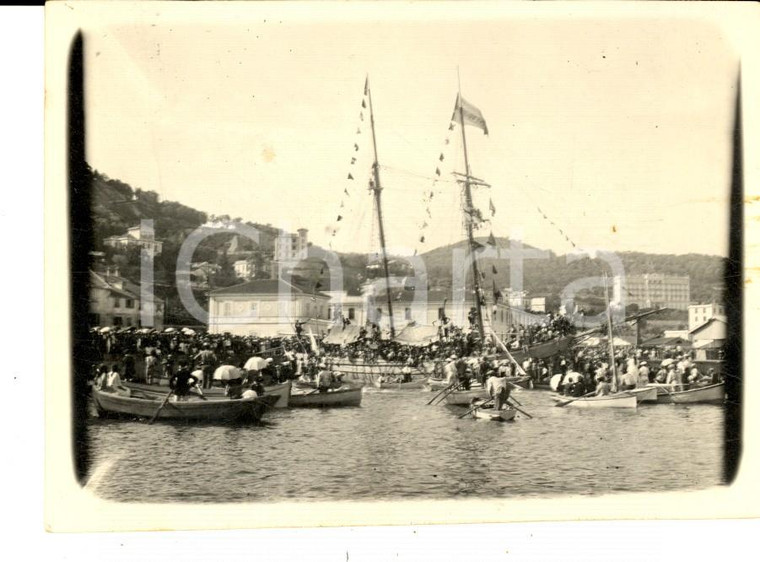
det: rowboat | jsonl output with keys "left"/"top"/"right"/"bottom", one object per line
{"left": 670, "top": 382, "right": 725, "bottom": 404}
{"left": 468, "top": 399, "right": 517, "bottom": 422}
{"left": 443, "top": 387, "right": 489, "bottom": 406}
{"left": 627, "top": 386, "right": 658, "bottom": 403}
{"left": 552, "top": 392, "right": 638, "bottom": 409}
{"left": 327, "top": 359, "right": 434, "bottom": 382}
{"left": 125, "top": 381, "right": 292, "bottom": 408}
{"left": 91, "top": 388, "right": 277, "bottom": 423}
{"left": 425, "top": 377, "right": 449, "bottom": 391}
{"left": 289, "top": 386, "right": 363, "bottom": 408}
{"left": 506, "top": 375, "right": 533, "bottom": 390}
{"left": 373, "top": 378, "right": 428, "bottom": 390}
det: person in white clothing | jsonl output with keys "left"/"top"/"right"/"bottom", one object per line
{"left": 486, "top": 370, "right": 511, "bottom": 411}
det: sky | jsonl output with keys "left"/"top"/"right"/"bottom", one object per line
{"left": 83, "top": 4, "right": 738, "bottom": 258}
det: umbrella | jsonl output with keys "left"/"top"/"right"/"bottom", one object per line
{"left": 182, "top": 328, "right": 196, "bottom": 336}
{"left": 137, "top": 328, "right": 152, "bottom": 334}
{"left": 213, "top": 365, "right": 242, "bottom": 381}
{"left": 244, "top": 357, "right": 267, "bottom": 371}
{"left": 661, "top": 358, "right": 674, "bottom": 367}
{"left": 163, "top": 327, "right": 176, "bottom": 333}
{"left": 99, "top": 327, "right": 112, "bottom": 333}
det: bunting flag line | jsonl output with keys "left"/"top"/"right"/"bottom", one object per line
{"left": 364, "top": 76, "right": 369, "bottom": 95}
{"left": 360, "top": 112, "right": 364, "bottom": 121}
{"left": 435, "top": 167, "right": 441, "bottom": 176}
{"left": 347, "top": 173, "right": 354, "bottom": 180}
{"left": 354, "top": 143, "right": 359, "bottom": 151}
{"left": 344, "top": 188, "right": 349, "bottom": 196}
{"left": 489, "top": 198, "right": 496, "bottom": 216}
{"left": 419, "top": 235, "right": 425, "bottom": 243}
{"left": 449, "top": 122, "right": 455, "bottom": 131}
{"left": 451, "top": 94, "right": 489, "bottom": 135}
{"left": 439, "top": 153, "right": 444, "bottom": 161}
{"left": 337, "top": 215, "right": 343, "bottom": 222}
{"left": 362, "top": 99, "right": 366, "bottom": 109}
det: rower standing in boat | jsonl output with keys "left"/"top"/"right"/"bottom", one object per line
{"left": 486, "top": 369, "right": 511, "bottom": 411}
{"left": 169, "top": 361, "right": 202, "bottom": 401}
{"left": 194, "top": 343, "right": 217, "bottom": 389}
{"left": 316, "top": 365, "right": 334, "bottom": 393}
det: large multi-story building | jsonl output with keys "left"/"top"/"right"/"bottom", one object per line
{"left": 274, "top": 228, "right": 309, "bottom": 262}
{"left": 208, "top": 275, "right": 331, "bottom": 337}
{"left": 103, "top": 224, "right": 163, "bottom": 255}
{"left": 613, "top": 274, "right": 691, "bottom": 310}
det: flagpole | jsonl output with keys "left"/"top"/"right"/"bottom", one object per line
{"left": 457, "top": 81, "right": 486, "bottom": 342}
{"left": 366, "top": 75, "right": 396, "bottom": 338}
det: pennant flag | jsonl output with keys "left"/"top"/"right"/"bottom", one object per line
{"left": 360, "top": 112, "right": 364, "bottom": 121}
{"left": 347, "top": 173, "right": 354, "bottom": 180}
{"left": 344, "top": 188, "right": 349, "bottom": 196}
{"left": 308, "top": 327, "right": 319, "bottom": 354}
{"left": 489, "top": 198, "right": 496, "bottom": 216}
{"left": 354, "top": 143, "right": 359, "bottom": 151}
{"left": 362, "top": 99, "right": 366, "bottom": 109}
{"left": 340, "top": 201, "right": 345, "bottom": 208}
{"left": 445, "top": 138, "right": 450, "bottom": 145}
{"left": 364, "top": 76, "right": 369, "bottom": 96}
{"left": 315, "top": 281, "right": 323, "bottom": 290}
{"left": 426, "top": 208, "right": 432, "bottom": 218}
{"left": 351, "top": 157, "right": 356, "bottom": 164}
{"left": 320, "top": 267, "right": 325, "bottom": 275}
{"left": 357, "top": 128, "right": 361, "bottom": 134}
{"left": 451, "top": 94, "right": 489, "bottom": 135}
{"left": 430, "top": 191, "right": 434, "bottom": 199}
{"left": 472, "top": 240, "right": 484, "bottom": 251}
{"left": 439, "top": 153, "right": 444, "bottom": 161}
{"left": 448, "top": 122, "right": 455, "bottom": 131}
{"left": 337, "top": 215, "right": 343, "bottom": 222}
{"left": 487, "top": 231, "right": 496, "bottom": 246}
{"left": 492, "top": 279, "right": 502, "bottom": 301}
{"left": 492, "top": 264, "right": 498, "bottom": 275}
{"left": 420, "top": 235, "right": 425, "bottom": 243}
{"left": 422, "top": 221, "right": 428, "bottom": 228}
{"left": 435, "top": 167, "right": 441, "bottom": 176}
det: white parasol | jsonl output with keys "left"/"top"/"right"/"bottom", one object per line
{"left": 163, "top": 327, "right": 176, "bottom": 333}
{"left": 99, "top": 327, "right": 112, "bottom": 333}
{"left": 181, "top": 328, "right": 196, "bottom": 336}
{"left": 244, "top": 356, "right": 267, "bottom": 371}
{"left": 661, "top": 358, "right": 675, "bottom": 367}
{"left": 213, "top": 365, "right": 242, "bottom": 381}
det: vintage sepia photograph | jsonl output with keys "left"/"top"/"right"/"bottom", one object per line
{"left": 43, "top": 1, "right": 758, "bottom": 535}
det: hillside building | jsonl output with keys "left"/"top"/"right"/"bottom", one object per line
{"left": 688, "top": 303, "right": 726, "bottom": 332}
{"left": 613, "top": 274, "right": 691, "bottom": 311}
{"left": 89, "top": 268, "right": 164, "bottom": 329}
{"left": 103, "top": 224, "right": 163, "bottom": 255}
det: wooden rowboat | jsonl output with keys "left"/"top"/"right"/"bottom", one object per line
{"left": 289, "top": 386, "right": 363, "bottom": 408}
{"left": 425, "top": 377, "right": 449, "bottom": 391}
{"left": 469, "top": 399, "right": 517, "bottom": 422}
{"left": 373, "top": 378, "right": 428, "bottom": 390}
{"left": 125, "top": 381, "right": 292, "bottom": 408}
{"left": 552, "top": 392, "right": 638, "bottom": 409}
{"left": 443, "top": 387, "right": 489, "bottom": 406}
{"left": 92, "top": 388, "right": 277, "bottom": 423}
{"left": 669, "top": 382, "right": 725, "bottom": 404}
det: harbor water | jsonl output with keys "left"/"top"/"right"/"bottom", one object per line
{"left": 85, "top": 387, "right": 725, "bottom": 503}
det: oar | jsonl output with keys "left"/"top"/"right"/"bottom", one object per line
{"left": 507, "top": 398, "right": 533, "bottom": 419}
{"left": 193, "top": 386, "right": 208, "bottom": 401}
{"left": 431, "top": 382, "right": 463, "bottom": 405}
{"left": 148, "top": 389, "right": 174, "bottom": 424}
{"left": 426, "top": 381, "right": 458, "bottom": 405}
{"left": 458, "top": 397, "right": 494, "bottom": 418}
{"left": 554, "top": 391, "right": 596, "bottom": 408}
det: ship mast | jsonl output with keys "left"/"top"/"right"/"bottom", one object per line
{"left": 603, "top": 273, "right": 618, "bottom": 391}
{"left": 456, "top": 87, "right": 486, "bottom": 341}
{"left": 366, "top": 76, "right": 396, "bottom": 338}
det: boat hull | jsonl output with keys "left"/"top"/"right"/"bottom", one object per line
{"left": 373, "top": 379, "right": 427, "bottom": 390}
{"left": 628, "top": 386, "right": 658, "bottom": 403}
{"left": 552, "top": 393, "right": 638, "bottom": 409}
{"left": 443, "top": 388, "right": 489, "bottom": 406}
{"left": 92, "top": 388, "right": 277, "bottom": 423}
{"left": 425, "top": 378, "right": 449, "bottom": 391}
{"left": 289, "top": 387, "right": 363, "bottom": 408}
{"left": 327, "top": 360, "right": 434, "bottom": 383}
{"left": 670, "top": 382, "right": 725, "bottom": 404}
{"left": 470, "top": 401, "right": 517, "bottom": 421}
{"left": 125, "top": 381, "right": 292, "bottom": 408}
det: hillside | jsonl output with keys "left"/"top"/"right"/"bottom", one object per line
{"left": 87, "top": 167, "right": 726, "bottom": 323}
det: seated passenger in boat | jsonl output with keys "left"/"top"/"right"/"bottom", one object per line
{"left": 595, "top": 375, "right": 612, "bottom": 397}
{"left": 94, "top": 364, "right": 109, "bottom": 390}
{"left": 620, "top": 368, "right": 638, "bottom": 391}
{"left": 638, "top": 361, "right": 651, "bottom": 385}
{"left": 103, "top": 365, "right": 131, "bottom": 397}
{"left": 242, "top": 375, "right": 265, "bottom": 399}
{"left": 316, "top": 368, "right": 334, "bottom": 393}
{"left": 665, "top": 364, "right": 684, "bottom": 392}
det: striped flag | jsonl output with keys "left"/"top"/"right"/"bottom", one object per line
{"left": 451, "top": 94, "right": 488, "bottom": 135}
